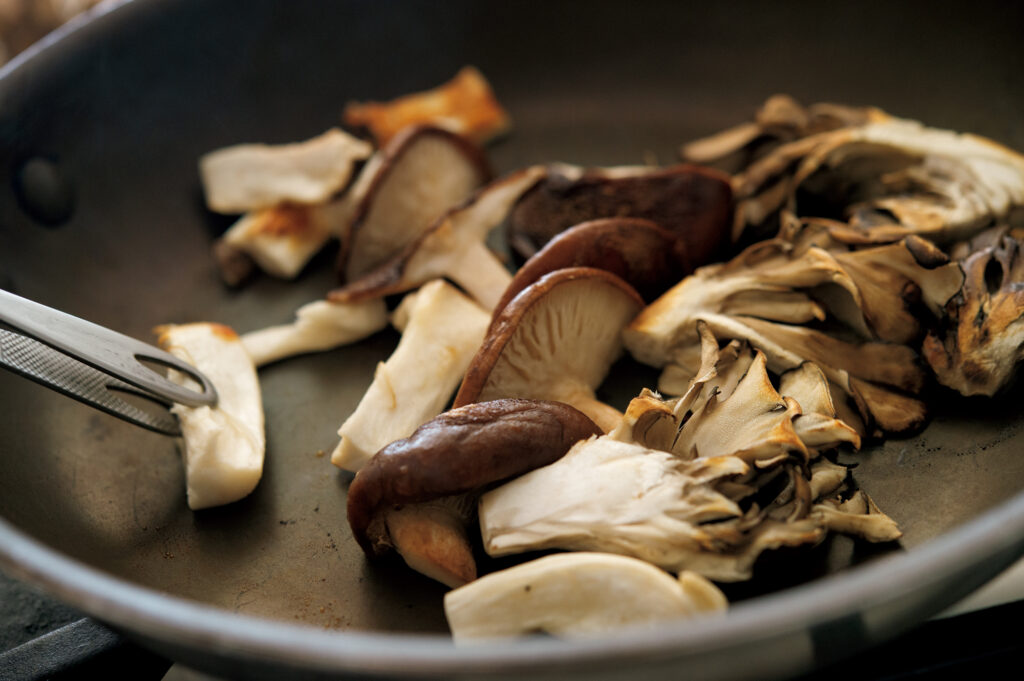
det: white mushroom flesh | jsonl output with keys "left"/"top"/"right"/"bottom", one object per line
{"left": 157, "top": 323, "right": 265, "bottom": 510}
{"left": 199, "top": 128, "right": 372, "bottom": 214}
{"left": 240, "top": 298, "right": 388, "bottom": 367}
{"left": 444, "top": 552, "right": 726, "bottom": 642}
{"left": 331, "top": 280, "right": 490, "bottom": 472}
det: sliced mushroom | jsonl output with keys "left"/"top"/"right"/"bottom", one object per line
{"left": 212, "top": 155, "right": 380, "bottom": 283}
{"left": 331, "top": 280, "right": 490, "bottom": 473}
{"left": 217, "top": 201, "right": 337, "bottom": 280}
{"left": 923, "top": 235, "right": 1024, "bottom": 396}
{"left": 339, "top": 125, "right": 492, "bottom": 281}
{"left": 505, "top": 163, "right": 732, "bottom": 265}
{"left": 343, "top": 66, "right": 511, "bottom": 147}
{"left": 347, "top": 399, "right": 601, "bottom": 586}
{"left": 493, "top": 217, "right": 689, "bottom": 317}
{"left": 199, "top": 127, "right": 372, "bottom": 214}
{"left": 239, "top": 298, "right": 388, "bottom": 367}
{"left": 444, "top": 553, "right": 726, "bottom": 642}
{"left": 454, "top": 267, "right": 644, "bottom": 432}
{"left": 156, "top": 323, "right": 264, "bottom": 510}
{"left": 328, "top": 166, "right": 546, "bottom": 310}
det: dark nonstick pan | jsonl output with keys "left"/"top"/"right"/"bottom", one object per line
{"left": 2, "top": 1, "right": 1024, "bottom": 679}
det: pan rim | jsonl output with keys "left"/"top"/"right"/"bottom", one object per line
{"left": 2, "top": 491, "right": 1023, "bottom": 675}
{"left": 2, "top": 0, "right": 1024, "bottom": 676}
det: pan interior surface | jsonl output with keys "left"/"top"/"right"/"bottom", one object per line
{"left": 1, "top": 0, "right": 1023, "bottom": 677}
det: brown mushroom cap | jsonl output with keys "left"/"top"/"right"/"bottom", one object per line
{"left": 492, "top": 217, "right": 688, "bottom": 317}
{"left": 454, "top": 267, "right": 644, "bottom": 431}
{"left": 346, "top": 398, "right": 601, "bottom": 557}
{"left": 339, "top": 125, "right": 492, "bottom": 281}
{"left": 505, "top": 163, "right": 732, "bottom": 266}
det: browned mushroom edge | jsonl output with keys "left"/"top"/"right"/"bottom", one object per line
{"left": 337, "top": 124, "right": 494, "bottom": 281}
{"left": 327, "top": 166, "right": 544, "bottom": 305}
{"left": 346, "top": 398, "right": 602, "bottom": 557}
{"left": 505, "top": 163, "right": 732, "bottom": 266}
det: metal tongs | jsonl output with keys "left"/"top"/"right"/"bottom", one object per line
{"left": 0, "top": 289, "right": 217, "bottom": 436}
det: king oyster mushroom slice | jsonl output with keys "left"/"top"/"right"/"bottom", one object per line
{"left": 923, "top": 235, "right": 1024, "bottom": 396}
{"left": 156, "top": 323, "right": 264, "bottom": 510}
{"left": 347, "top": 399, "right": 601, "bottom": 587}
{"left": 240, "top": 297, "right": 388, "bottom": 368}
{"left": 328, "top": 165, "right": 547, "bottom": 311}
{"left": 444, "top": 553, "right": 726, "bottom": 642}
{"left": 453, "top": 267, "right": 644, "bottom": 432}
{"left": 343, "top": 66, "right": 511, "bottom": 147}
{"left": 505, "top": 163, "right": 732, "bottom": 265}
{"left": 340, "top": 125, "right": 492, "bottom": 282}
{"left": 732, "top": 116, "right": 1024, "bottom": 246}
{"left": 199, "top": 127, "right": 373, "bottom": 214}
{"left": 212, "top": 151, "right": 386, "bottom": 284}
{"left": 331, "top": 280, "right": 490, "bottom": 473}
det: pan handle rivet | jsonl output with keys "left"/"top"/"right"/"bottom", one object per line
{"left": 13, "top": 157, "right": 75, "bottom": 227}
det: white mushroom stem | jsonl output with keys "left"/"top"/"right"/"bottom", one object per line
{"left": 444, "top": 552, "right": 727, "bottom": 642}
{"left": 240, "top": 298, "right": 389, "bottom": 367}
{"left": 157, "top": 323, "right": 264, "bottom": 510}
{"left": 331, "top": 280, "right": 490, "bottom": 472}
{"left": 440, "top": 239, "right": 512, "bottom": 311}
{"left": 386, "top": 496, "right": 477, "bottom": 588}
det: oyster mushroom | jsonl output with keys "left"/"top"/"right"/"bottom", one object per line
{"left": 505, "top": 163, "right": 732, "bottom": 265}
{"left": 347, "top": 399, "right": 601, "bottom": 587}
{"left": 156, "top": 323, "right": 264, "bottom": 510}
{"left": 444, "top": 553, "right": 726, "bottom": 642}
{"left": 453, "top": 267, "right": 644, "bottom": 432}
{"left": 623, "top": 236, "right": 962, "bottom": 435}
{"left": 923, "top": 235, "right": 1024, "bottom": 396}
{"left": 199, "top": 127, "right": 373, "bottom": 214}
{"left": 331, "top": 280, "right": 490, "bottom": 473}
{"left": 779, "top": 363, "right": 862, "bottom": 451}
{"left": 343, "top": 66, "right": 511, "bottom": 147}
{"left": 680, "top": 94, "right": 884, "bottom": 173}
{"left": 329, "top": 166, "right": 546, "bottom": 311}
{"left": 730, "top": 115, "right": 1024, "bottom": 246}
{"left": 339, "top": 125, "right": 492, "bottom": 282}
{"left": 479, "top": 434, "right": 812, "bottom": 582}
{"left": 481, "top": 324, "right": 897, "bottom": 581}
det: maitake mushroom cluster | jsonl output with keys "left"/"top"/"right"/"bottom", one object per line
{"left": 174, "top": 79, "right": 1024, "bottom": 641}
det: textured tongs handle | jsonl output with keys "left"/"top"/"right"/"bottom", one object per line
{"left": 0, "top": 289, "right": 217, "bottom": 435}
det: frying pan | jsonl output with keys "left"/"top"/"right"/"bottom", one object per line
{"left": 1, "top": 0, "right": 1023, "bottom": 678}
